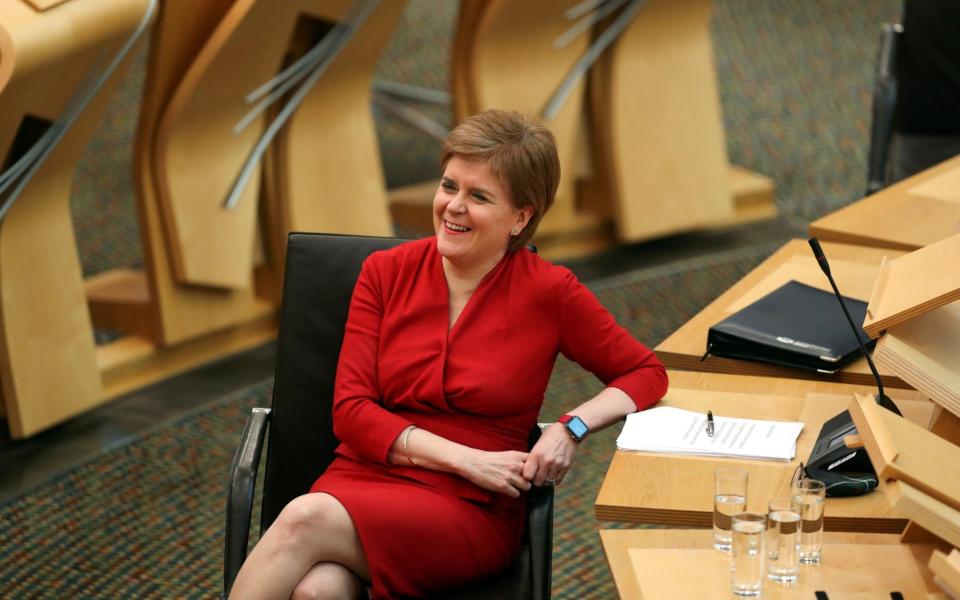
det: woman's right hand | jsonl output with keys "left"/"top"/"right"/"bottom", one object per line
{"left": 457, "top": 449, "right": 531, "bottom": 498}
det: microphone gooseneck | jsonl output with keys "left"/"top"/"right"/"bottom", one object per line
{"left": 807, "top": 238, "right": 902, "bottom": 417}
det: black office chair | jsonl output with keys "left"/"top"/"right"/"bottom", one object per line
{"left": 866, "top": 23, "right": 902, "bottom": 196}
{"left": 222, "top": 233, "right": 554, "bottom": 599}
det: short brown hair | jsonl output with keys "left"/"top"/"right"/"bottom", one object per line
{"left": 440, "top": 110, "right": 560, "bottom": 252}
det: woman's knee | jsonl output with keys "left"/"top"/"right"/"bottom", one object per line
{"left": 271, "top": 493, "right": 349, "bottom": 550}
{"left": 290, "top": 562, "right": 363, "bottom": 600}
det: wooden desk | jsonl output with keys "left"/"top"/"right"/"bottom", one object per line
{"left": 810, "top": 154, "right": 960, "bottom": 252}
{"left": 600, "top": 529, "right": 939, "bottom": 600}
{"left": 655, "top": 239, "right": 911, "bottom": 388}
{"left": 595, "top": 372, "right": 934, "bottom": 533}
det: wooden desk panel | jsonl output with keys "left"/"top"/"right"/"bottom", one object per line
{"left": 810, "top": 155, "right": 960, "bottom": 252}
{"left": 600, "top": 530, "right": 938, "bottom": 600}
{"left": 595, "top": 374, "right": 934, "bottom": 532}
{"left": 656, "top": 239, "right": 911, "bottom": 388}
{"left": 666, "top": 371, "right": 929, "bottom": 403}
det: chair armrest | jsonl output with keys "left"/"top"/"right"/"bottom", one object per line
{"left": 527, "top": 482, "right": 555, "bottom": 600}
{"left": 223, "top": 407, "right": 272, "bottom": 597}
{"left": 867, "top": 23, "right": 903, "bottom": 195}
{"left": 526, "top": 423, "right": 555, "bottom": 600}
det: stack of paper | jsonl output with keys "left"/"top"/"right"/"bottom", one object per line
{"left": 616, "top": 406, "right": 804, "bottom": 461}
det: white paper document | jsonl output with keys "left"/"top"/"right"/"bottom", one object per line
{"left": 616, "top": 406, "right": 804, "bottom": 461}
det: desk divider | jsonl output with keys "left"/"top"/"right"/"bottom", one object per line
{"left": 875, "top": 304, "right": 960, "bottom": 420}
{"left": 929, "top": 549, "right": 960, "bottom": 597}
{"left": 851, "top": 394, "right": 960, "bottom": 513}
{"left": 863, "top": 232, "right": 960, "bottom": 337}
{"left": 887, "top": 481, "right": 960, "bottom": 550}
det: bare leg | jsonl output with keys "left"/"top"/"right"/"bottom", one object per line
{"left": 229, "top": 492, "right": 369, "bottom": 600}
{"left": 291, "top": 562, "right": 366, "bottom": 600}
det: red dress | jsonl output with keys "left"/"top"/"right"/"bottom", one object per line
{"left": 310, "top": 237, "right": 667, "bottom": 598}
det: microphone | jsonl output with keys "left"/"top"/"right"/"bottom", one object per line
{"left": 808, "top": 238, "right": 901, "bottom": 416}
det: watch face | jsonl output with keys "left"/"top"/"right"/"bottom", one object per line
{"left": 566, "top": 416, "right": 589, "bottom": 440}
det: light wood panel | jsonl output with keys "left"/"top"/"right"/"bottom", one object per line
{"left": 595, "top": 374, "right": 934, "bottom": 532}
{"left": 154, "top": 0, "right": 355, "bottom": 288}
{"left": 269, "top": 0, "right": 403, "bottom": 250}
{"left": 458, "top": 0, "right": 604, "bottom": 240}
{"left": 810, "top": 154, "right": 960, "bottom": 252}
{"left": 665, "top": 371, "right": 930, "bottom": 407}
{"left": 117, "top": 0, "right": 274, "bottom": 347}
{"left": 0, "top": 0, "right": 150, "bottom": 437}
{"left": 728, "top": 165, "right": 778, "bottom": 224}
{"left": 656, "top": 239, "right": 912, "bottom": 388}
{"left": 629, "top": 545, "right": 926, "bottom": 599}
{"left": 863, "top": 233, "right": 960, "bottom": 337}
{"left": 876, "top": 304, "right": 960, "bottom": 419}
{"left": 97, "top": 313, "right": 276, "bottom": 401}
{"left": 851, "top": 393, "right": 960, "bottom": 513}
{"left": 450, "top": 0, "right": 484, "bottom": 120}
{"left": 887, "top": 481, "right": 960, "bottom": 550}
{"left": 929, "top": 549, "right": 960, "bottom": 599}
{"left": 590, "top": 0, "right": 734, "bottom": 243}
{"left": 600, "top": 529, "right": 939, "bottom": 600}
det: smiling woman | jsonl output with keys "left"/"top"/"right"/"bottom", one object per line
{"left": 434, "top": 157, "right": 531, "bottom": 281}
{"left": 228, "top": 110, "right": 668, "bottom": 600}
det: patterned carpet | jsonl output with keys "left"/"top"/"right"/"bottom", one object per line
{"left": 0, "top": 241, "right": 780, "bottom": 598}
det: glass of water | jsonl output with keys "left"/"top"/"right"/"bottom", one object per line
{"left": 714, "top": 468, "right": 749, "bottom": 551}
{"left": 766, "top": 496, "right": 800, "bottom": 584}
{"left": 731, "top": 512, "right": 766, "bottom": 597}
{"left": 791, "top": 478, "right": 826, "bottom": 565}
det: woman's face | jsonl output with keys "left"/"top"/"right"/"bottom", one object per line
{"left": 433, "top": 156, "right": 532, "bottom": 272}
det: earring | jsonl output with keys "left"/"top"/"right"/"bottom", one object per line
{"left": 511, "top": 226, "right": 521, "bottom": 236}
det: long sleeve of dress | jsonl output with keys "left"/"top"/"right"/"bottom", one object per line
{"left": 332, "top": 256, "right": 413, "bottom": 464}
{"left": 556, "top": 269, "right": 668, "bottom": 410}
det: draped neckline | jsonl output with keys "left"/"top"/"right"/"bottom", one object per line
{"left": 434, "top": 243, "right": 512, "bottom": 339}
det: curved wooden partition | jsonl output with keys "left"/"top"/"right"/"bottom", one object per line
{"left": 154, "top": 0, "right": 401, "bottom": 291}
{"left": 127, "top": 0, "right": 273, "bottom": 346}
{"left": 590, "top": 0, "right": 734, "bottom": 242}
{"left": 267, "top": 0, "right": 403, "bottom": 263}
{"left": 0, "top": 0, "right": 151, "bottom": 437}
{"left": 454, "top": 0, "right": 607, "bottom": 252}
{"left": 154, "top": 0, "right": 301, "bottom": 289}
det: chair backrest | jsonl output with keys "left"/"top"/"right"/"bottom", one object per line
{"left": 260, "top": 232, "right": 405, "bottom": 531}
{"left": 866, "top": 23, "right": 903, "bottom": 194}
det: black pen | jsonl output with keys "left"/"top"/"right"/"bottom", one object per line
{"left": 706, "top": 410, "right": 715, "bottom": 437}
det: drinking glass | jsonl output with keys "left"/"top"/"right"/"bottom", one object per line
{"left": 714, "top": 468, "right": 749, "bottom": 551}
{"left": 766, "top": 496, "right": 800, "bottom": 584}
{"left": 791, "top": 478, "right": 826, "bottom": 565}
{"left": 731, "top": 512, "right": 766, "bottom": 597}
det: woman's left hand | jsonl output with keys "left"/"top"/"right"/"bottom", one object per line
{"left": 522, "top": 422, "right": 578, "bottom": 486}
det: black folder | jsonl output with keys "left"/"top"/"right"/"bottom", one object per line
{"left": 705, "top": 280, "right": 875, "bottom": 373}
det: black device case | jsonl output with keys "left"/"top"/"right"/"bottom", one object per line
{"left": 705, "top": 280, "right": 876, "bottom": 373}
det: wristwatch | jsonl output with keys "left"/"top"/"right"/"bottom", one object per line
{"left": 558, "top": 414, "right": 589, "bottom": 443}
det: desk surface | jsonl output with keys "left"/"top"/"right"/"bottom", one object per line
{"left": 595, "top": 372, "right": 934, "bottom": 532}
{"left": 810, "top": 155, "right": 960, "bottom": 252}
{"left": 599, "top": 529, "right": 939, "bottom": 600}
{"left": 655, "top": 238, "right": 910, "bottom": 388}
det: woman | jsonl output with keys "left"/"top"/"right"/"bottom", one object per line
{"left": 230, "top": 109, "right": 667, "bottom": 599}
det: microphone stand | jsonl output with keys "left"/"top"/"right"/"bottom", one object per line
{"left": 808, "top": 238, "right": 902, "bottom": 416}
